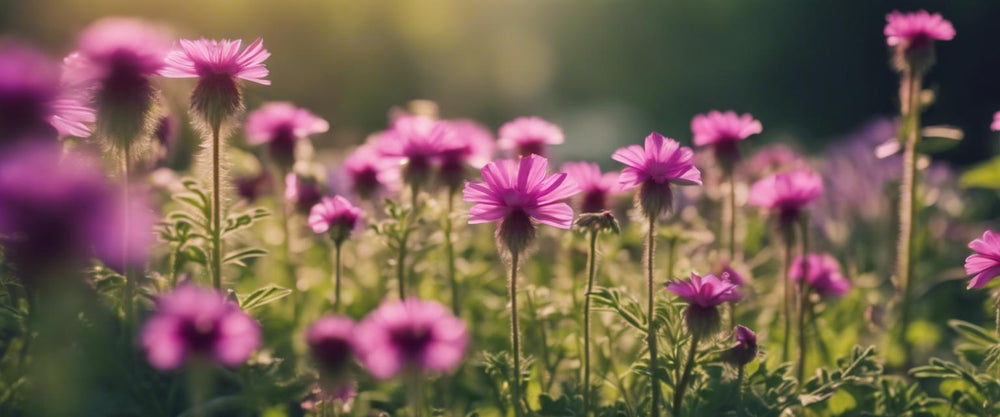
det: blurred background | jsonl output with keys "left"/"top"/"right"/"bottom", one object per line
{"left": 2, "top": 0, "right": 998, "bottom": 165}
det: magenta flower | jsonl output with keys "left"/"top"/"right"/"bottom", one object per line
{"left": 343, "top": 143, "right": 399, "bottom": 200}
{"left": 884, "top": 10, "right": 955, "bottom": 48}
{"left": 353, "top": 298, "right": 468, "bottom": 379}
{"left": 668, "top": 272, "right": 743, "bottom": 309}
{"left": 308, "top": 195, "right": 364, "bottom": 244}
{"left": 741, "top": 144, "right": 806, "bottom": 181}
{"left": 719, "top": 263, "right": 746, "bottom": 287}
{"left": 67, "top": 18, "right": 170, "bottom": 145}
{"left": 748, "top": 169, "right": 823, "bottom": 224}
{"left": 285, "top": 171, "right": 324, "bottom": 213}
{"left": 560, "top": 162, "right": 619, "bottom": 213}
{"left": 992, "top": 112, "right": 1000, "bottom": 132}
{"left": 376, "top": 114, "right": 449, "bottom": 186}
{"left": 438, "top": 119, "right": 495, "bottom": 189}
{"left": 612, "top": 132, "right": 702, "bottom": 217}
{"left": 94, "top": 186, "right": 155, "bottom": 273}
{"left": 245, "top": 102, "right": 329, "bottom": 169}
{"left": 965, "top": 230, "right": 1000, "bottom": 290}
{"left": 497, "top": 116, "right": 564, "bottom": 157}
{"left": 723, "top": 325, "right": 758, "bottom": 366}
{"left": 462, "top": 154, "right": 578, "bottom": 253}
{"left": 161, "top": 38, "right": 270, "bottom": 127}
{"left": 691, "top": 110, "right": 762, "bottom": 162}
{"left": 306, "top": 315, "right": 356, "bottom": 381}
{"left": 0, "top": 42, "right": 93, "bottom": 143}
{"left": 141, "top": 285, "right": 260, "bottom": 370}
{"left": 789, "top": 253, "right": 851, "bottom": 298}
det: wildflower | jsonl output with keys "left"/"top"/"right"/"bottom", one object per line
{"left": 286, "top": 171, "right": 324, "bottom": 213}
{"left": 719, "top": 263, "right": 746, "bottom": 287}
{"left": 376, "top": 114, "right": 449, "bottom": 188}
{"left": 668, "top": 272, "right": 742, "bottom": 337}
{"left": 497, "top": 116, "right": 564, "bottom": 157}
{"left": 463, "top": 154, "right": 578, "bottom": 254}
{"left": 67, "top": 18, "right": 170, "bottom": 148}
{"left": 0, "top": 42, "right": 93, "bottom": 143}
{"left": 691, "top": 110, "right": 762, "bottom": 165}
{"left": 965, "top": 230, "right": 1000, "bottom": 290}
{"left": 438, "top": 119, "right": 495, "bottom": 190}
{"left": 308, "top": 196, "right": 363, "bottom": 246}
{"left": 94, "top": 186, "right": 156, "bottom": 273}
{"left": 245, "top": 102, "right": 329, "bottom": 170}
{"left": 306, "top": 315, "right": 356, "bottom": 383}
{"left": 141, "top": 285, "right": 260, "bottom": 370}
{"left": 612, "top": 132, "right": 702, "bottom": 218}
{"left": 748, "top": 169, "right": 823, "bottom": 225}
{"left": 992, "top": 111, "right": 1000, "bottom": 132}
{"left": 561, "top": 162, "right": 619, "bottom": 213}
{"left": 722, "top": 325, "right": 758, "bottom": 366}
{"left": 884, "top": 10, "right": 955, "bottom": 72}
{"left": 343, "top": 143, "right": 400, "bottom": 200}
{"left": 353, "top": 298, "right": 467, "bottom": 379}
{"left": 789, "top": 253, "right": 851, "bottom": 298}
{"left": 161, "top": 38, "right": 270, "bottom": 128}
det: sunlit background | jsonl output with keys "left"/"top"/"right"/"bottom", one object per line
{"left": 3, "top": 0, "right": 999, "bottom": 165}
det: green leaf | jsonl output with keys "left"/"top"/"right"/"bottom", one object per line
{"left": 238, "top": 285, "right": 292, "bottom": 312}
{"left": 960, "top": 156, "right": 1000, "bottom": 189}
{"left": 223, "top": 248, "right": 268, "bottom": 267}
{"left": 917, "top": 125, "right": 963, "bottom": 154}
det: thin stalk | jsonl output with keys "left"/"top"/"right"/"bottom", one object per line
{"left": 781, "top": 230, "right": 794, "bottom": 362}
{"left": 333, "top": 241, "right": 343, "bottom": 311}
{"left": 396, "top": 184, "right": 419, "bottom": 300}
{"left": 896, "top": 67, "right": 922, "bottom": 365}
{"left": 728, "top": 173, "right": 737, "bottom": 261}
{"left": 736, "top": 365, "right": 745, "bottom": 417}
{"left": 646, "top": 215, "right": 661, "bottom": 417}
{"left": 408, "top": 372, "right": 425, "bottom": 417}
{"left": 445, "top": 189, "right": 459, "bottom": 316}
{"left": 672, "top": 331, "right": 701, "bottom": 416}
{"left": 210, "top": 123, "right": 223, "bottom": 290}
{"left": 121, "top": 147, "right": 134, "bottom": 324}
{"left": 509, "top": 250, "right": 523, "bottom": 417}
{"left": 995, "top": 294, "right": 1000, "bottom": 338}
{"left": 583, "top": 229, "right": 599, "bottom": 416}
{"left": 797, "top": 216, "right": 811, "bottom": 383}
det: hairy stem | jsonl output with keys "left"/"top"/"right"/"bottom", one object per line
{"left": 673, "top": 331, "right": 700, "bottom": 416}
{"left": 445, "top": 189, "right": 459, "bottom": 316}
{"left": 333, "top": 241, "right": 342, "bottom": 312}
{"left": 210, "top": 123, "right": 223, "bottom": 290}
{"left": 509, "top": 250, "right": 523, "bottom": 417}
{"left": 121, "top": 147, "right": 134, "bottom": 324}
{"left": 647, "top": 215, "right": 661, "bottom": 416}
{"left": 583, "top": 229, "right": 599, "bottom": 416}
{"left": 897, "top": 68, "right": 922, "bottom": 366}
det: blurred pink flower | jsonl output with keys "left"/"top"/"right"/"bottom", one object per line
{"left": 965, "top": 230, "right": 1000, "bottom": 290}
{"left": 94, "top": 186, "right": 156, "bottom": 273}
{"left": 497, "top": 116, "right": 564, "bottom": 157}
{"left": 245, "top": 101, "right": 328, "bottom": 169}
{"left": 343, "top": 143, "right": 399, "bottom": 200}
{"left": 723, "top": 325, "right": 757, "bottom": 366}
{"left": 308, "top": 195, "right": 364, "bottom": 244}
{"left": 612, "top": 132, "right": 701, "bottom": 217}
{"left": 560, "top": 161, "right": 619, "bottom": 213}
{"left": 74, "top": 18, "right": 170, "bottom": 76}
{"left": 306, "top": 315, "right": 356, "bottom": 380}
{"left": 141, "top": 285, "right": 260, "bottom": 370}
{"left": 719, "top": 263, "right": 746, "bottom": 287}
{"left": 667, "top": 272, "right": 742, "bottom": 309}
{"left": 691, "top": 110, "right": 761, "bottom": 162}
{"left": 376, "top": 114, "right": 449, "bottom": 186}
{"left": 789, "top": 253, "right": 851, "bottom": 298}
{"left": 286, "top": 172, "right": 324, "bottom": 213}
{"left": 353, "top": 298, "right": 467, "bottom": 379}
{"left": 748, "top": 169, "right": 823, "bottom": 224}
{"left": 884, "top": 10, "right": 955, "bottom": 48}
{"left": 992, "top": 112, "right": 1000, "bottom": 132}
{"left": 438, "top": 119, "right": 495, "bottom": 189}
{"left": 463, "top": 154, "right": 578, "bottom": 253}
{"left": 741, "top": 144, "right": 806, "bottom": 181}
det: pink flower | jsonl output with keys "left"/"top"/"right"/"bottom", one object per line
{"left": 789, "top": 253, "right": 851, "bottom": 298}
{"left": 353, "top": 298, "right": 467, "bottom": 379}
{"left": 560, "top": 161, "right": 619, "bottom": 213}
{"left": 462, "top": 154, "right": 578, "bottom": 253}
{"left": 884, "top": 10, "right": 955, "bottom": 48}
{"left": 0, "top": 42, "right": 93, "bottom": 142}
{"left": 719, "top": 263, "right": 746, "bottom": 287}
{"left": 611, "top": 132, "right": 702, "bottom": 217}
{"left": 691, "top": 110, "right": 762, "bottom": 148}
{"left": 343, "top": 143, "right": 399, "bottom": 199}
{"left": 376, "top": 115, "right": 449, "bottom": 186}
{"left": 141, "top": 285, "right": 260, "bottom": 370}
{"left": 667, "top": 272, "right": 742, "bottom": 309}
{"left": 245, "top": 102, "right": 328, "bottom": 169}
{"left": 306, "top": 315, "right": 356, "bottom": 380}
{"left": 497, "top": 116, "right": 564, "bottom": 157}
{"left": 747, "top": 169, "right": 823, "bottom": 224}
{"left": 74, "top": 18, "right": 170, "bottom": 76}
{"left": 438, "top": 119, "right": 495, "bottom": 189}
{"left": 965, "top": 230, "right": 1000, "bottom": 290}
{"left": 992, "top": 112, "right": 1000, "bottom": 132}
{"left": 723, "top": 325, "right": 757, "bottom": 366}
{"left": 161, "top": 38, "right": 270, "bottom": 126}
{"left": 286, "top": 171, "right": 324, "bottom": 213}
{"left": 308, "top": 195, "right": 364, "bottom": 244}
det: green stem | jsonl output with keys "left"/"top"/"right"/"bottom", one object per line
{"left": 122, "top": 147, "right": 134, "bottom": 324}
{"left": 408, "top": 372, "right": 424, "bottom": 417}
{"left": 210, "top": 123, "right": 223, "bottom": 290}
{"left": 797, "top": 216, "right": 811, "bottom": 383}
{"left": 509, "top": 250, "right": 523, "bottom": 417}
{"left": 672, "top": 331, "right": 701, "bottom": 416}
{"left": 736, "top": 365, "right": 745, "bottom": 416}
{"left": 782, "top": 230, "right": 794, "bottom": 363}
{"left": 583, "top": 229, "right": 599, "bottom": 416}
{"left": 647, "top": 215, "right": 661, "bottom": 416}
{"left": 728, "top": 172, "right": 737, "bottom": 261}
{"left": 897, "top": 67, "right": 922, "bottom": 366}
{"left": 445, "top": 189, "right": 459, "bottom": 316}
{"left": 333, "top": 241, "right": 342, "bottom": 312}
